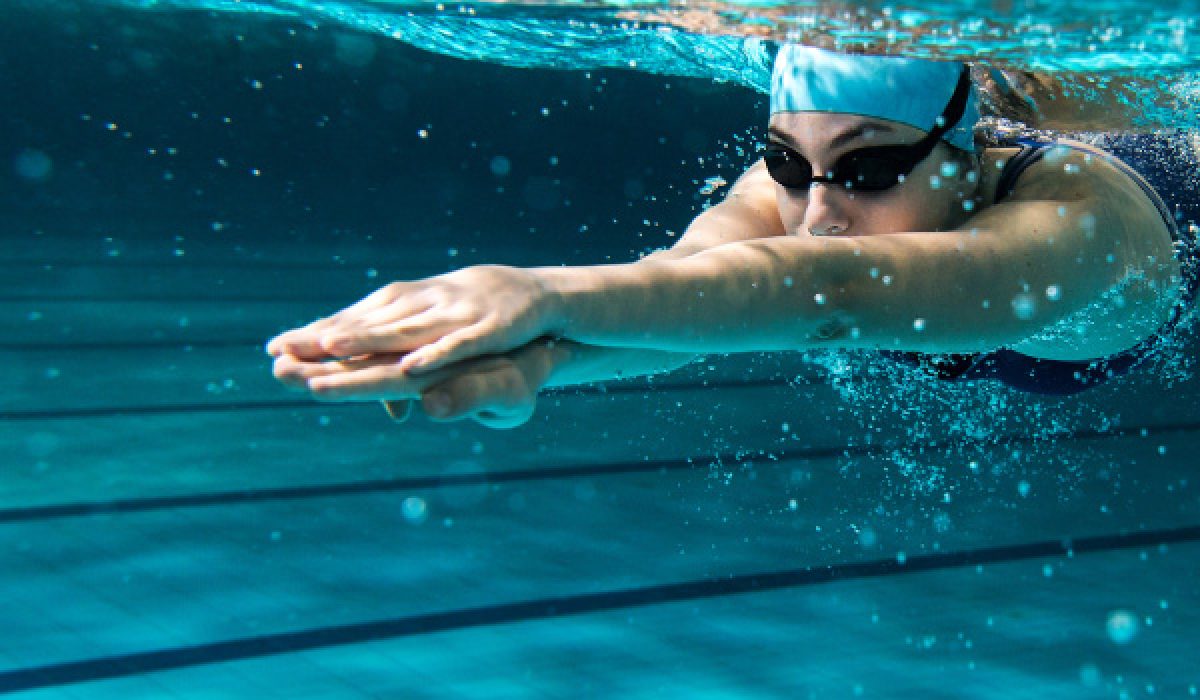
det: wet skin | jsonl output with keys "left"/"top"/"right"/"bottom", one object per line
{"left": 269, "top": 113, "right": 1182, "bottom": 427}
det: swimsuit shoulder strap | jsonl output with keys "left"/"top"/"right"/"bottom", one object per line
{"left": 993, "top": 138, "right": 1051, "bottom": 202}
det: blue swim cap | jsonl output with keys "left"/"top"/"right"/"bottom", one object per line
{"left": 770, "top": 45, "right": 980, "bottom": 153}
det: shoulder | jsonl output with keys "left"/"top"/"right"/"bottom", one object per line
{"left": 978, "top": 140, "right": 1175, "bottom": 258}
{"left": 983, "top": 140, "right": 1165, "bottom": 212}
{"left": 974, "top": 140, "right": 1183, "bottom": 361}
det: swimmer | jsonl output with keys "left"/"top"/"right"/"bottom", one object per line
{"left": 268, "top": 45, "right": 1198, "bottom": 428}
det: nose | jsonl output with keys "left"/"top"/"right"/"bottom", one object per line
{"left": 802, "top": 182, "right": 852, "bottom": 236}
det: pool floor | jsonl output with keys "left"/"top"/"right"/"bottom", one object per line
{"left": 3, "top": 224, "right": 1199, "bottom": 698}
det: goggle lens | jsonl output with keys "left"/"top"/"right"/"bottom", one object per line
{"left": 764, "top": 146, "right": 915, "bottom": 192}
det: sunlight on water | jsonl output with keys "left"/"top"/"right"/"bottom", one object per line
{"left": 65, "top": 0, "right": 1200, "bottom": 130}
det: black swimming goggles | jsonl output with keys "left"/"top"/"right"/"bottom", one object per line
{"left": 763, "top": 65, "right": 973, "bottom": 192}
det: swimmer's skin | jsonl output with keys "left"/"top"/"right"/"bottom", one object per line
{"left": 269, "top": 113, "right": 1182, "bottom": 426}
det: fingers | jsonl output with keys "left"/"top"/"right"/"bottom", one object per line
{"left": 271, "top": 352, "right": 353, "bottom": 389}
{"left": 276, "top": 350, "right": 538, "bottom": 430}
{"left": 419, "top": 364, "right": 536, "bottom": 429}
{"left": 305, "top": 361, "right": 422, "bottom": 402}
{"left": 273, "top": 352, "right": 378, "bottom": 386}
{"left": 265, "top": 283, "right": 417, "bottom": 359}
{"left": 318, "top": 310, "right": 456, "bottom": 358}
{"left": 471, "top": 409, "right": 533, "bottom": 430}
{"left": 398, "top": 324, "right": 492, "bottom": 376}
{"left": 266, "top": 319, "right": 341, "bottom": 360}
{"left": 274, "top": 353, "right": 423, "bottom": 402}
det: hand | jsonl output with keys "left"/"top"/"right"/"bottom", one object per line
{"left": 266, "top": 265, "right": 560, "bottom": 376}
{"left": 272, "top": 339, "right": 559, "bottom": 430}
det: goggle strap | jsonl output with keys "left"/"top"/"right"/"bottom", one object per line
{"left": 907, "top": 65, "right": 973, "bottom": 157}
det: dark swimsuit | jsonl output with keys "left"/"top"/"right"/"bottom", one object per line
{"left": 887, "top": 136, "right": 1200, "bottom": 395}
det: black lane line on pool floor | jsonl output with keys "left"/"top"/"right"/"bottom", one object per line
{"left": 0, "top": 449, "right": 838, "bottom": 524}
{"left": 0, "top": 377, "right": 787, "bottom": 421}
{"left": 2, "top": 419, "right": 1199, "bottom": 526}
{"left": 1, "top": 524, "right": 1197, "bottom": 694}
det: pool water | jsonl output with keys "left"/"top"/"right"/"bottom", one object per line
{"left": 2, "top": 1, "right": 1199, "bottom": 697}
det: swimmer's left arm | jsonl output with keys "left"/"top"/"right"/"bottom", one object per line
{"left": 270, "top": 148, "right": 1179, "bottom": 373}
{"left": 534, "top": 186, "right": 1178, "bottom": 358}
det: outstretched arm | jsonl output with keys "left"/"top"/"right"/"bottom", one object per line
{"left": 275, "top": 145, "right": 1178, "bottom": 388}
{"left": 537, "top": 206, "right": 1174, "bottom": 360}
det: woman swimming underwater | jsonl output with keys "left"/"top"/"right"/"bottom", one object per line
{"left": 268, "top": 45, "right": 1199, "bottom": 428}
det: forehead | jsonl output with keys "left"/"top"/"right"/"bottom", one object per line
{"left": 767, "top": 113, "right": 923, "bottom": 146}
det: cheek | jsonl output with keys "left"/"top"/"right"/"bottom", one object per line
{"left": 775, "top": 189, "right": 807, "bottom": 231}
{"left": 871, "top": 194, "right": 929, "bottom": 230}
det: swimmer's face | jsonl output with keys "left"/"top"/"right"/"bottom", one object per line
{"left": 766, "top": 113, "right": 979, "bottom": 237}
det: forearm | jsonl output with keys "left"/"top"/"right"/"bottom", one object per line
{"left": 535, "top": 338, "right": 698, "bottom": 388}
{"left": 535, "top": 236, "right": 857, "bottom": 353}
{"left": 534, "top": 232, "right": 1026, "bottom": 355}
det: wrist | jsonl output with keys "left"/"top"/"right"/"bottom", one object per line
{"left": 532, "top": 266, "right": 577, "bottom": 337}
{"left": 533, "top": 260, "right": 668, "bottom": 342}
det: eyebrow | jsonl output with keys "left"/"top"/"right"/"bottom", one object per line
{"left": 768, "top": 122, "right": 896, "bottom": 151}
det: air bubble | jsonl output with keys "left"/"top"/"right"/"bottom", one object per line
{"left": 1106, "top": 610, "right": 1138, "bottom": 645}
{"left": 490, "top": 156, "right": 511, "bottom": 177}
{"left": 402, "top": 497, "right": 428, "bottom": 524}
{"left": 14, "top": 149, "right": 53, "bottom": 182}
{"left": 1011, "top": 293, "right": 1037, "bottom": 320}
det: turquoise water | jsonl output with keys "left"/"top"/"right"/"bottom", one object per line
{"left": 2, "top": 0, "right": 1200, "bottom": 697}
